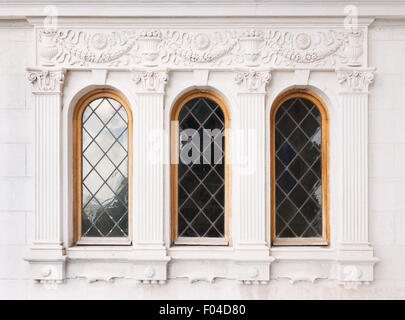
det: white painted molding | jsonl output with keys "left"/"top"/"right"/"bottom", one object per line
{"left": 27, "top": 68, "right": 65, "bottom": 94}
{"left": 336, "top": 67, "right": 378, "bottom": 289}
{"left": 35, "top": 27, "right": 367, "bottom": 69}
{"left": 25, "top": 67, "right": 67, "bottom": 283}
{"left": 193, "top": 69, "right": 210, "bottom": 86}
{"left": 24, "top": 17, "right": 378, "bottom": 287}
{"left": 91, "top": 69, "right": 109, "bottom": 85}
{"left": 233, "top": 69, "right": 271, "bottom": 281}
{"left": 132, "top": 70, "right": 168, "bottom": 93}
{"left": 336, "top": 67, "right": 375, "bottom": 93}
{"left": 130, "top": 69, "right": 170, "bottom": 283}
{"left": 234, "top": 70, "right": 271, "bottom": 93}
{"left": 277, "top": 273, "right": 326, "bottom": 284}
{"left": 294, "top": 69, "right": 311, "bottom": 85}
{"left": 2, "top": 1, "right": 405, "bottom": 19}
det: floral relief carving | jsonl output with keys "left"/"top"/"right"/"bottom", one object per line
{"left": 337, "top": 69, "right": 374, "bottom": 92}
{"left": 159, "top": 30, "right": 239, "bottom": 65}
{"left": 27, "top": 69, "right": 65, "bottom": 93}
{"left": 132, "top": 70, "right": 168, "bottom": 92}
{"left": 48, "top": 29, "right": 138, "bottom": 66}
{"left": 36, "top": 27, "right": 367, "bottom": 68}
{"left": 234, "top": 70, "right": 271, "bottom": 93}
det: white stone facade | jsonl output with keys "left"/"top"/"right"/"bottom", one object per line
{"left": 0, "top": 0, "right": 404, "bottom": 299}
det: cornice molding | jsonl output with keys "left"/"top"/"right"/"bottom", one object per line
{"left": 1, "top": 1, "right": 405, "bottom": 19}
{"left": 35, "top": 27, "right": 368, "bottom": 69}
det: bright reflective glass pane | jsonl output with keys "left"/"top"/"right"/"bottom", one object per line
{"left": 81, "top": 97, "right": 129, "bottom": 238}
{"left": 84, "top": 113, "right": 104, "bottom": 138}
{"left": 94, "top": 98, "right": 117, "bottom": 123}
{"left": 107, "top": 142, "right": 126, "bottom": 165}
{"left": 95, "top": 128, "right": 116, "bottom": 152}
{"left": 275, "top": 97, "right": 323, "bottom": 238}
{"left": 107, "top": 112, "right": 127, "bottom": 139}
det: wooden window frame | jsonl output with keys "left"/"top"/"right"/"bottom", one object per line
{"left": 73, "top": 89, "right": 133, "bottom": 245}
{"left": 170, "top": 89, "right": 232, "bottom": 246}
{"left": 270, "top": 89, "right": 330, "bottom": 246}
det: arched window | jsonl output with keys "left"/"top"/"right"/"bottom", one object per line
{"left": 74, "top": 89, "right": 132, "bottom": 245}
{"left": 271, "top": 90, "right": 329, "bottom": 246}
{"left": 171, "top": 90, "right": 230, "bottom": 245}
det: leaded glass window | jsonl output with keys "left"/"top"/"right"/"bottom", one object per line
{"left": 75, "top": 90, "right": 131, "bottom": 243}
{"left": 172, "top": 91, "right": 229, "bottom": 244}
{"left": 272, "top": 92, "right": 328, "bottom": 245}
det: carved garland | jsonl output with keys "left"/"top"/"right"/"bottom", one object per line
{"left": 37, "top": 28, "right": 366, "bottom": 68}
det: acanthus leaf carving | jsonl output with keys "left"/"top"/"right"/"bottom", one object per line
{"left": 36, "top": 28, "right": 367, "bottom": 69}
{"left": 27, "top": 69, "right": 65, "bottom": 94}
{"left": 336, "top": 68, "right": 374, "bottom": 92}
{"left": 234, "top": 70, "right": 271, "bottom": 93}
{"left": 132, "top": 70, "right": 168, "bottom": 93}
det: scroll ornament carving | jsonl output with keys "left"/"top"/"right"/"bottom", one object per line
{"left": 27, "top": 69, "right": 65, "bottom": 93}
{"left": 341, "top": 265, "right": 365, "bottom": 290}
{"left": 234, "top": 70, "right": 271, "bottom": 93}
{"left": 132, "top": 70, "right": 168, "bottom": 92}
{"left": 337, "top": 69, "right": 374, "bottom": 92}
{"left": 37, "top": 28, "right": 366, "bottom": 68}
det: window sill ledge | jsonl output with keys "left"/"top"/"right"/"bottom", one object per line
{"left": 270, "top": 246, "right": 337, "bottom": 262}
{"left": 27, "top": 244, "right": 377, "bottom": 286}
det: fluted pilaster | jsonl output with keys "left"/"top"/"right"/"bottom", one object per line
{"left": 336, "top": 67, "right": 374, "bottom": 245}
{"left": 25, "top": 68, "right": 66, "bottom": 283}
{"left": 335, "top": 67, "right": 378, "bottom": 288}
{"left": 132, "top": 70, "right": 167, "bottom": 247}
{"left": 234, "top": 70, "right": 270, "bottom": 247}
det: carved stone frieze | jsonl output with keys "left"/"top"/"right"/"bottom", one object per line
{"left": 36, "top": 27, "right": 367, "bottom": 68}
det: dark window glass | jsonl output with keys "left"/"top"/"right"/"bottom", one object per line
{"left": 81, "top": 97, "right": 129, "bottom": 238}
{"left": 177, "top": 97, "right": 225, "bottom": 238}
{"left": 275, "top": 97, "right": 322, "bottom": 238}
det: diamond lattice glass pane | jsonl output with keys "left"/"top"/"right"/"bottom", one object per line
{"left": 177, "top": 97, "right": 225, "bottom": 238}
{"left": 81, "top": 97, "right": 129, "bottom": 238}
{"left": 275, "top": 97, "right": 323, "bottom": 238}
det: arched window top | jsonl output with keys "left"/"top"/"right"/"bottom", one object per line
{"left": 74, "top": 89, "right": 132, "bottom": 245}
{"left": 171, "top": 89, "right": 231, "bottom": 122}
{"left": 170, "top": 89, "right": 231, "bottom": 245}
{"left": 271, "top": 89, "right": 329, "bottom": 246}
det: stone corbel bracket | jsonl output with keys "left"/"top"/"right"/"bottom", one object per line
{"left": 129, "top": 257, "right": 171, "bottom": 284}
{"left": 234, "top": 257, "right": 276, "bottom": 285}
{"left": 336, "top": 257, "right": 379, "bottom": 289}
{"left": 25, "top": 256, "right": 67, "bottom": 284}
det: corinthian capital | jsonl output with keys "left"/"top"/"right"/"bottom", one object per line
{"left": 27, "top": 68, "right": 65, "bottom": 94}
{"left": 234, "top": 70, "right": 271, "bottom": 93}
{"left": 336, "top": 68, "right": 375, "bottom": 93}
{"left": 132, "top": 70, "right": 168, "bottom": 93}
